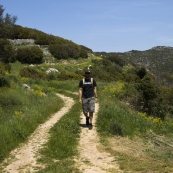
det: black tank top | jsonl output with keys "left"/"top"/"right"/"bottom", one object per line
{"left": 79, "top": 78, "right": 97, "bottom": 98}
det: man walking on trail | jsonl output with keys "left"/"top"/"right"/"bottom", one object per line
{"left": 78, "top": 69, "right": 98, "bottom": 127}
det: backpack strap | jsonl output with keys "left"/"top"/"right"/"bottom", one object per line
{"left": 82, "top": 78, "right": 93, "bottom": 87}
{"left": 83, "top": 78, "right": 85, "bottom": 86}
{"left": 91, "top": 78, "right": 93, "bottom": 86}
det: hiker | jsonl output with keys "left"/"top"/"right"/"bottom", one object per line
{"left": 78, "top": 69, "right": 98, "bottom": 126}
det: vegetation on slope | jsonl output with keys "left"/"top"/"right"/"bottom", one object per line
{"left": 95, "top": 46, "right": 173, "bottom": 87}
{"left": 1, "top": 4, "right": 173, "bottom": 172}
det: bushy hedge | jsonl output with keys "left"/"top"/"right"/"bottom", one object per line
{"left": 16, "top": 46, "right": 43, "bottom": 64}
{"left": 91, "top": 59, "right": 123, "bottom": 81}
{"left": 0, "top": 39, "right": 16, "bottom": 63}
{"left": 106, "top": 54, "right": 126, "bottom": 67}
{"left": 48, "top": 43, "right": 88, "bottom": 60}
{"left": 0, "top": 62, "right": 6, "bottom": 75}
{"left": 0, "top": 75, "right": 10, "bottom": 87}
{"left": 19, "top": 67, "right": 46, "bottom": 79}
{"left": 57, "top": 71, "right": 83, "bottom": 80}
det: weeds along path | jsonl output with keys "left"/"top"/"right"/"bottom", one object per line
{"left": 75, "top": 103, "right": 122, "bottom": 173}
{"left": 1, "top": 93, "right": 74, "bottom": 173}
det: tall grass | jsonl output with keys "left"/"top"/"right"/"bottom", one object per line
{"left": 0, "top": 79, "right": 64, "bottom": 162}
{"left": 47, "top": 80, "right": 79, "bottom": 93}
{"left": 0, "top": 76, "right": 82, "bottom": 172}
{"left": 97, "top": 81, "right": 173, "bottom": 137}
{"left": 3, "top": 51, "right": 173, "bottom": 172}
{"left": 10, "top": 61, "right": 26, "bottom": 75}
{"left": 96, "top": 81, "right": 173, "bottom": 172}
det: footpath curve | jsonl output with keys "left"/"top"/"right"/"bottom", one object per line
{"left": 1, "top": 93, "right": 74, "bottom": 173}
{"left": 1, "top": 93, "right": 122, "bottom": 173}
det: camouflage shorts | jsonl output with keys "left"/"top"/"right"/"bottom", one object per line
{"left": 82, "top": 97, "right": 95, "bottom": 114}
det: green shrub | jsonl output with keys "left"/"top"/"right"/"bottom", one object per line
{"left": 97, "top": 89, "right": 173, "bottom": 137}
{"left": 35, "top": 33, "right": 49, "bottom": 45}
{"left": 16, "top": 46, "right": 43, "bottom": 64}
{"left": 57, "top": 71, "right": 83, "bottom": 80}
{"left": 0, "top": 91, "right": 22, "bottom": 107}
{"left": 135, "top": 67, "right": 147, "bottom": 79}
{"left": 107, "top": 54, "right": 126, "bottom": 67}
{"left": 0, "top": 39, "right": 16, "bottom": 63}
{"left": 79, "top": 48, "right": 88, "bottom": 58}
{"left": 19, "top": 67, "right": 46, "bottom": 79}
{"left": 0, "top": 62, "right": 6, "bottom": 75}
{"left": 136, "top": 76, "right": 159, "bottom": 105}
{"left": 0, "top": 75, "right": 10, "bottom": 87}
{"left": 91, "top": 59, "right": 123, "bottom": 81}
{"left": 47, "top": 72, "right": 58, "bottom": 81}
{"left": 48, "top": 43, "right": 82, "bottom": 60}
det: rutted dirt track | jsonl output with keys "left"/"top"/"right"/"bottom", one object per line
{"left": 1, "top": 94, "right": 74, "bottom": 173}
{"left": 75, "top": 103, "right": 122, "bottom": 173}
{"left": 1, "top": 94, "right": 122, "bottom": 173}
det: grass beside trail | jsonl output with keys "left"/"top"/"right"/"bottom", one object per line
{"left": 0, "top": 76, "right": 82, "bottom": 172}
{"left": 96, "top": 82, "right": 173, "bottom": 173}
{"left": 2, "top": 59, "right": 173, "bottom": 173}
{"left": 37, "top": 90, "right": 81, "bottom": 173}
{"left": 0, "top": 83, "right": 63, "bottom": 165}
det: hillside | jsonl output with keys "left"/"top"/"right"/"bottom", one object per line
{"left": 117, "top": 46, "right": 173, "bottom": 71}
{"left": 98, "top": 46, "right": 173, "bottom": 86}
{"left": 1, "top": 44, "right": 173, "bottom": 172}
{"left": 1, "top": 5, "right": 173, "bottom": 172}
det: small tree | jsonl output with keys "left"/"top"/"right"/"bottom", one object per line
{"left": 0, "top": 5, "right": 18, "bottom": 39}
{"left": 49, "top": 43, "right": 84, "bottom": 60}
{"left": 107, "top": 54, "right": 126, "bottom": 67}
{"left": 0, "top": 38, "right": 16, "bottom": 63}
{"left": 80, "top": 48, "right": 88, "bottom": 58}
{"left": 136, "top": 67, "right": 147, "bottom": 79}
{"left": 135, "top": 75, "right": 165, "bottom": 118}
{"left": 16, "top": 47, "right": 43, "bottom": 64}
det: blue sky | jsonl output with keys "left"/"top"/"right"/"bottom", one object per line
{"left": 1, "top": 0, "right": 173, "bottom": 52}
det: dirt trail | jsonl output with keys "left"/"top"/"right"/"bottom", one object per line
{"left": 1, "top": 93, "right": 122, "bottom": 173}
{"left": 75, "top": 103, "right": 122, "bottom": 173}
{"left": 1, "top": 93, "right": 74, "bottom": 173}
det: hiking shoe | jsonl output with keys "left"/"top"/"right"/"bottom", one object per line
{"left": 89, "top": 123, "right": 93, "bottom": 130}
{"left": 86, "top": 117, "right": 89, "bottom": 125}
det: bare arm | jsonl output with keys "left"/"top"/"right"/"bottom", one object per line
{"left": 94, "top": 87, "right": 98, "bottom": 102}
{"left": 79, "top": 87, "right": 83, "bottom": 103}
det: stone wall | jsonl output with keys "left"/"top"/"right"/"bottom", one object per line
{"left": 9, "top": 39, "right": 52, "bottom": 57}
{"left": 9, "top": 39, "right": 35, "bottom": 45}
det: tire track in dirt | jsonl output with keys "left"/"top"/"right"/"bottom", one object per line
{"left": 75, "top": 103, "right": 123, "bottom": 173}
{"left": 1, "top": 93, "right": 74, "bottom": 173}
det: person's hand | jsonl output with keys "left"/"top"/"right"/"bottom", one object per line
{"left": 95, "top": 98, "right": 98, "bottom": 103}
{"left": 79, "top": 99, "right": 82, "bottom": 104}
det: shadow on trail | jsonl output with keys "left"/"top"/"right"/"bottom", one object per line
{"left": 78, "top": 123, "right": 93, "bottom": 130}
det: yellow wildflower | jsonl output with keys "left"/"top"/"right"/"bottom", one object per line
{"left": 14, "top": 110, "right": 22, "bottom": 116}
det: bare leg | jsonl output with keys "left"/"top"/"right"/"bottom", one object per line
{"left": 89, "top": 112, "right": 93, "bottom": 125}
{"left": 84, "top": 112, "right": 89, "bottom": 125}
{"left": 84, "top": 112, "right": 88, "bottom": 118}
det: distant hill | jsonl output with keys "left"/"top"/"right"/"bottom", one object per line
{"left": 95, "top": 46, "right": 173, "bottom": 86}
{"left": 115, "top": 46, "right": 173, "bottom": 73}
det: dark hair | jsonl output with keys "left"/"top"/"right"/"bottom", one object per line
{"left": 85, "top": 70, "right": 90, "bottom": 74}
